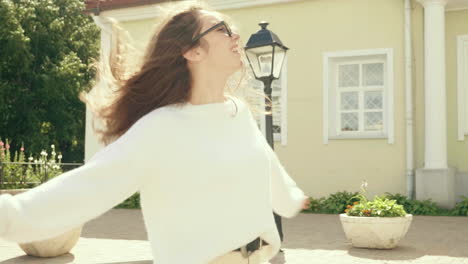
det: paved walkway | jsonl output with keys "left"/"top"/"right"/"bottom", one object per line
{"left": 1, "top": 209, "right": 467, "bottom": 264}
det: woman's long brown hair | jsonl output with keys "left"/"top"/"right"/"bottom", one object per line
{"left": 81, "top": 1, "right": 268, "bottom": 146}
{"left": 81, "top": 2, "right": 212, "bottom": 145}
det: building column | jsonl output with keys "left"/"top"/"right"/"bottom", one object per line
{"left": 418, "top": 0, "right": 448, "bottom": 169}
{"left": 415, "top": 0, "right": 456, "bottom": 209}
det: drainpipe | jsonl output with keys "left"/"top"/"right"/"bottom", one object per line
{"left": 404, "top": 0, "right": 415, "bottom": 200}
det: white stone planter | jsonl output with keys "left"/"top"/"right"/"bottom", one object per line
{"left": 18, "top": 225, "right": 83, "bottom": 257}
{"left": 339, "top": 213, "right": 413, "bottom": 249}
{"left": 0, "top": 189, "right": 83, "bottom": 257}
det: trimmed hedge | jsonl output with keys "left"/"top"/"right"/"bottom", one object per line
{"left": 114, "top": 191, "right": 468, "bottom": 216}
{"left": 302, "top": 192, "right": 468, "bottom": 216}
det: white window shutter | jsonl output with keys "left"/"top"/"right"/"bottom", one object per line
{"left": 248, "top": 78, "right": 266, "bottom": 134}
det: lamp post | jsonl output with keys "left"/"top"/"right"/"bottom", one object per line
{"left": 244, "top": 21, "right": 289, "bottom": 149}
{"left": 244, "top": 21, "right": 289, "bottom": 242}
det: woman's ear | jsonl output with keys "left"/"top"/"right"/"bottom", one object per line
{"left": 183, "top": 47, "right": 203, "bottom": 62}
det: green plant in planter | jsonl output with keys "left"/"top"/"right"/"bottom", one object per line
{"left": 382, "top": 193, "right": 413, "bottom": 211}
{"left": 346, "top": 181, "right": 407, "bottom": 217}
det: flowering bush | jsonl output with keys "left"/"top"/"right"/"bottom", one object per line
{"left": 345, "top": 181, "right": 408, "bottom": 217}
{"left": 0, "top": 138, "right": 63, "bottom": 189}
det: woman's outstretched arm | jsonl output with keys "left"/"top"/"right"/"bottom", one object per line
{"left": 247, "top": 109, "right": 307, "bottom": 218}
{"left": 0, "top": 115, "right": 153, "bottom": 243}
{"left": 268, "top": 148, "right": 308, "bottom": 218}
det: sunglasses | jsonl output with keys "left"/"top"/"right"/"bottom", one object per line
{"left": 191, "top": 21, "right": 232, "bottom": 44}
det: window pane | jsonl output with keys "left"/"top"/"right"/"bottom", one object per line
{"left": 338, "top": 64, "right": 359, "bottom": 87}
{"left": 365, "top": 112, "right": 383, "bottom": 131}
{"left": 363, "top": 63, "right": 384, "bottom": 86}
{"left": 341, "top": 92, "right": 358, "bottom": 110}
{"left": 364, "top": 91, "right": 383, "bottom": 109}
{"left": 341, "top": 112, "right": 359, "bottom": 131}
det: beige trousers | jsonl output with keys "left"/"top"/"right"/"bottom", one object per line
{"left": 208, "top": 245, "right": 273, "bottom": 264}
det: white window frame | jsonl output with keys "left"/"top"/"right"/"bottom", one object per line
{"left": 458, "top": 35, "right": 468, "bottom": 141}
{"left": 323, "top": 48, "right": 394, "bottom": 144}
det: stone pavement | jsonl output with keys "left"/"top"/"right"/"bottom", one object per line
{"left": 1, "top": 209, "right": 467, "bottom": 264}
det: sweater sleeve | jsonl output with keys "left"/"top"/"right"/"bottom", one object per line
{"left": 0, "top": 116, "right": 152, "bottom": 243}
{"left": 267, "top": 144, "right": 307, "bottom": 218}
{"left": 246, "top": 108, "right": 306, "bottom": 218}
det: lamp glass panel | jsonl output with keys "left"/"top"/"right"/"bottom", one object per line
{"left": 272, "top": 47, "right": 286, "bottom": 78}
{"left": 245, "top": 45, "right": 274, "bottom": 78}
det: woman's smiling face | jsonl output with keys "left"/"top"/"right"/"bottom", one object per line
{"left": 195, "top": 11, "right": 242, "bottom": 74}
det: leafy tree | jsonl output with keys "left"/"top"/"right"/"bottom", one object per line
{"left": 0, "top": 0, "right": 99, "bottom": 162}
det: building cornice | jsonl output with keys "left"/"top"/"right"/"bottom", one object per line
{"left": 417, "top": 0, "right": 468, "bottom": 12}
{"left": 99, "top": 4, "right": 162, "bottom": 22}
{"left": 446, "top": 0, "right": 468, "bottom": 11}
{"left": 94, "top": 0, "right": 304, "bottom": 22}
{"left": 206, "top": 0, "right": 303, "bottom": 10}
{"left": 416, "top": 0, "right": 449, "bottom": 7}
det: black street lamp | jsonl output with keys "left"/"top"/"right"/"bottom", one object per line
{"left": 244, "top": 21, "right": 289, "bottom": 243}
{"left": 244, "top": 21, "right": 289, "bottom": 150}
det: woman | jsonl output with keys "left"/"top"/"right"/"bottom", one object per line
{"left": 0, "top": 2, "right": 309, "bottom": 263}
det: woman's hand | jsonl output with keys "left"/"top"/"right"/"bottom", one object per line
{"left": 302, "top": 197, "right": 311, "bottom": 210}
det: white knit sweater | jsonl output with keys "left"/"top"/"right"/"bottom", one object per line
{"left": 0, "top": 96, "right": 306, "bottom": 264}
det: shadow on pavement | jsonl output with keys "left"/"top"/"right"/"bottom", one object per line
{"left": 81, "top": 209, "right": 148, "bottom": 241}
{"left": 283, "top": 214, "right": 468, "bottom": 260}
{"left": 346, "top": 245, "right": 424, "bottom": 261}
{"left": 98, "top": 261, "right": 152, "bottom": 264}
{"left": 80, "top": 209, "right": 468, "bottom": 262}
{"left": 0, "top": 253, "right": 74, "bottom": 264}
{"left": 269, "top": 251, "right": 286, "bottom": 264}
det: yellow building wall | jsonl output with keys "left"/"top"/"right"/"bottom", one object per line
{"left": 224, "top": 0, "right": 407, "bottom": 198}
{"left": 116, "top": 0, "right": 408, "bottom": 198}
{"left": 446, "top": 9, "right": 468, "bottom": 172}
